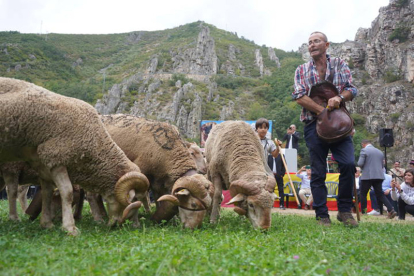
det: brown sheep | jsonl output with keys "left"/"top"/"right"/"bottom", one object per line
{"left": 0, "top": 77, "right": 149, "bottom": 235}
{"left": 205, "top": 121, "right": 276, "bottom": 230}
{"left": 100, "top": 114, "right": 213, "bottom": 229}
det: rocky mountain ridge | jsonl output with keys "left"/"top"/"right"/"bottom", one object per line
{"left": 96, "top": 0, "right": 413, "bottom": 164}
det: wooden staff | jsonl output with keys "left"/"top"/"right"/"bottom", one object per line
{"left": 353, "top": 176, "right": 360, "bottom": 221}
{"left": 275, "top": 139, "right": 300, "bottom": 205}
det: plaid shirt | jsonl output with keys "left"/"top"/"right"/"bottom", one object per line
{"left": 292, "top": 55, "right": 358, "bottom": 122}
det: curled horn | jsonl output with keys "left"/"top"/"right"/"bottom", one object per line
{"left": 265, "top": 175, "right": 277, "bottom": 193}
{"left": 227, "top": 193, "right": 245, "bottom": 205}
{"left": 172, "top": 174, "right": 213, "bottom": 208}
{"left": 157, "top": 195, "right": 180, "bottom": 206}
{"left": 229, "top": 179, "right": 261, "bottom": 198}
{"left": 114, "top": 172, "right": 149, "bottom": 207}
{"left": 120, "top": 201, "right": 142, "bottom": 224}
{"left": 172, "top": 175, "right": 209, "bottom": 199}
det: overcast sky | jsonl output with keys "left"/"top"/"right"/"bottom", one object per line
{"left": 0, "top": 0, "right": 390, "bottom": 51}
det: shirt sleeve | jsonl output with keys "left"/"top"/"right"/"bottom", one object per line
{"left": 267, "top": 140, "right": 277, "bottom": 153}
{"left": 292, "top": 65, "right": 308, "bottom": 100}
{"left": 391, "top": 189, "right": 399, "bottom": 201}
{"left": 401, "top": 190, "right": 414, "bottom": 205}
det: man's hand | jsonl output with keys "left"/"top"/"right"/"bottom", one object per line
{"left": 275, "top": 139, "right": 282, "bottom": 147}
{"left": 327, "top": 96, "right": 342, "bottom": 111}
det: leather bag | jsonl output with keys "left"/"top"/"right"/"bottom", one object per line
{"left": 309, "top": 81, "right": 354, "bottom": 143}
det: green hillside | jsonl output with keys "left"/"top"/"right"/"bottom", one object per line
{"left": 0, "top": 22, "right": 313, "bottom": 159}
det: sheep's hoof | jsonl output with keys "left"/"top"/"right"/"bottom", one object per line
{"left": 65, "top": 226, "right": 80, "bottom": 236}
{"left": 9, "top": 215, "right": 21, "bottom": 222}
{"left": 40, "top": 221, "right": 55, "bottom": 229}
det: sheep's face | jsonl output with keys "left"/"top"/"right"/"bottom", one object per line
{"left": 188, "top": 145, "right": 207, "bottom": 174}
{"left": 246, "top": 191, "right": 275, "bottom": 230}
{"left": 230, "top": 191, "right": 275, "bottom": 230}
{"left": 176, "top": 189, "right": 210, "bottom": 229}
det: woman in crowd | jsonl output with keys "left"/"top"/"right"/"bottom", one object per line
{"left": 391, "top": 168, "right": 414, "bottom": 220}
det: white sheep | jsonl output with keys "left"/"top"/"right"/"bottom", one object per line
{"left": 0, "top": 77, "right": 149, "bottom": 235}
{"left": 100, "top": 114, "right": 214, "bottom": 229}
{"left": 205, "top": 121, "right": 277, "bottom": 230}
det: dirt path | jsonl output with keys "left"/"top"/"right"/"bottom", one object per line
{"left": 271, "top": 207, "right": 414, "bottom": 224}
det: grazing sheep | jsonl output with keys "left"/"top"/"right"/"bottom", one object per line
{"left": 0, "top": 162, "right": 33, "bottom": 220}
{"left": 186, "top": 142, "right": 207, "bottom": 174}
{"left": 0, "top": 77, "right": 149, "bottom": 235}
{"left": 205, "top": 121, "right": 276, "bottom": 230}
{"left": 101, "top": 114, "right": 213, "bottom": 229}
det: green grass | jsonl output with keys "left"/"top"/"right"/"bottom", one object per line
{"left": 0, "top": 200, "right": 413, "bottom": 275}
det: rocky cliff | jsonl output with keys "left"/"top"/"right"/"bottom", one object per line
{"left": 95, "top": 1, "right": 413, "bottom": 164}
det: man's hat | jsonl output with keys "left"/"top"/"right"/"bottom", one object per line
{"left": 410, "top": 160, "right": 414, "bottom": 165}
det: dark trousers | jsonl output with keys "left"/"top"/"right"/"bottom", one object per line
{"left": 360, "top": 179, "right": 394, "bottom": 214}
{"left": 398, "top": 197, "right": 414, "bottom": 220}
{"left": 370, "top": 190, "right": 398, "bottom": 214}
{"left": 274, "top": 174, "right": 284, "bottom": 207}
{"left": 304, "top": 121, "right": 355, "bottom": 219}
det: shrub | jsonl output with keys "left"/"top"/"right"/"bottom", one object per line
{"left": 390, "top": 112, "right": 401, "bottom": 123}
{"left": 383, "top": 70, "right": 401, "bottom": 83}
{"left": 388, "top": 26, "right": 410, "bottom": 42}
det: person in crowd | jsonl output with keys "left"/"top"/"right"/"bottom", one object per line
{"left": 256, "top": 118, "right": 281, "bottom": 209}
{"left": 368, "top": 173, "right": 398, "bottom": 216}
{"left": 292, "top": 31, "right": 358, "bottom": 227}
{"left": 282, "top": 124, "right": 300, "bottom": 151}
{"left": 256, "top": 118, "right": 280, "bottom": 159}
{"left": 352, "top": 167, "right": 361, "bottom": 213}
{"left": 296, "top": 165, "right": 313, "bottom": 210}
{"left": 358, "top": 140, "right": 397, "bottom": 219}
{"left": 268, "top": 153, "right": 286, "bottom": 209}
{"left": 391, "top": 169, "right": 414, "bottom": 220}
{"left": 408, "top": 160, "right": 414, "bottom": 169}
{"left": 388, "top": 161, "right": 405, "bottom": 185}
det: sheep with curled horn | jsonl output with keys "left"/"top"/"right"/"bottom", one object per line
{"left": 205, "top": 121, "right": 277, "bottom": 230}
{"left": 98, "top": 114, "right": 214, "bottom": 229}
{"left": 0, "top": 77, "right": 149, "bottom": 235}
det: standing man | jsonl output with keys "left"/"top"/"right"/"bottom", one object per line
{"left": 268, "top": 153, "right": 286, "bottom": 209}
{"left": 292, "top": 31, "right": 358, "bottom": 227}
{"left": 388, "top": 161, "right": 405, "bottom": 185}
{"left": 358, "top": 140, "right": 397, "bottom": 218}
{"left": 283, "top": 124, "right": 300, "bottom": 150}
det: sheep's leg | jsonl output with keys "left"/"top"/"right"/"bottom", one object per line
{"left": 4, "top": 172, "right": 20, "bottom": 221}
{"left": 143, "top": 192, "right": 151, "bottom": 213}
{"left": 87, "top": 192, "right": 107, "bottom": 222}
{"left": 210, "top": 175, "right": 223, "bottom": 224}
{"left": 73, "top": 187, "right": 85, "bottom": 221}
{"left": 17, "top": 185, "right": 29, "bottom": 212}
{"left": 50, "top": 166, "right": 79, "bottom": 236}
{"left": 40, "top": 180, "right": 55, "bottom": 229}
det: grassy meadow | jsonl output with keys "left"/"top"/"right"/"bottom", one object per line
{"left": 0, "top": 200, "right": 413, "bottom": 276}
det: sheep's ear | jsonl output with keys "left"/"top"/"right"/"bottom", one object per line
{"left": 175, "top": 188, "right": 190, "bottom": 196}
{"left": 227, "top": 193, "right": 245, "bottom": 205}
{"left": 157, "top": 195, "right": 179, "bottom": 206}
